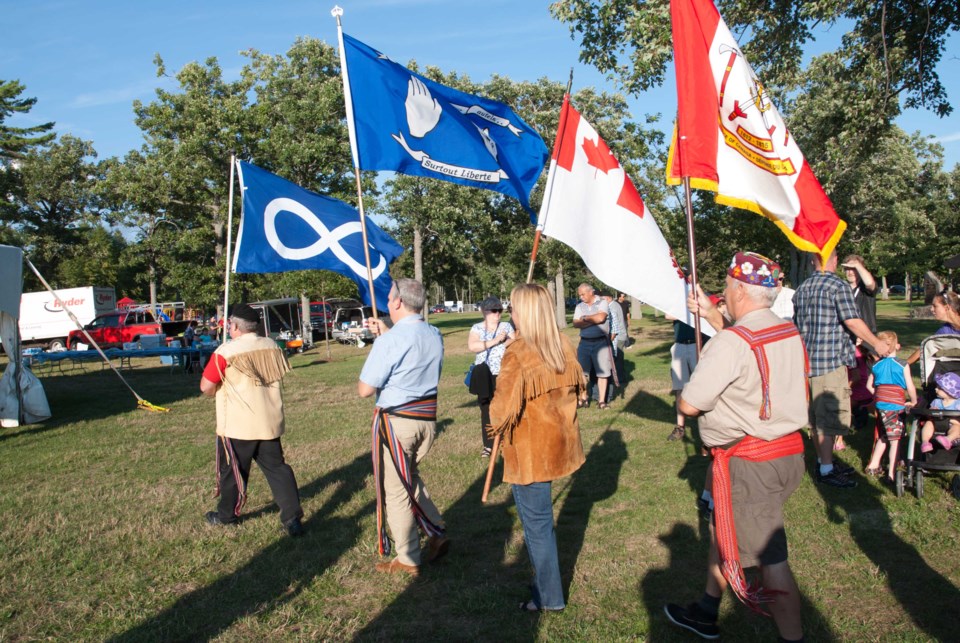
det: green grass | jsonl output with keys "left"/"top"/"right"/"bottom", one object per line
{"left": 1, "top": 304, "right": 958, "bottom": 641}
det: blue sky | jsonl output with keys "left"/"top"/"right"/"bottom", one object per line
{"left": 3, "top": 0, "right": 958, "bottom": 169}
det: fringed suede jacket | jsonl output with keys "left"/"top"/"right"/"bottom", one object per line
{"left": 489, "top": 335, "right": 586, "bottom": 485}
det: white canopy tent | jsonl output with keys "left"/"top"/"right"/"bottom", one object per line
{"left": 0, "top": 245, "right": 50, "bottom": 427}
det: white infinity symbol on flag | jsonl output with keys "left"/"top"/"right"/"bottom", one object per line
{"left": 263, "top": 197, "right": 387, "bottom": 279}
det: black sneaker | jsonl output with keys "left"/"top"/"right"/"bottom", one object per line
{"left": 831, "top": 460, "right": 855, "bottom": 476}
{"left": 664, "top": 603, "right": 720, "bottom": 640}
{"left": 817, "top": 469, "right": 857, "bottom": 488}
{"left": 205, "top": 511, "right": 237, "bottom": 527}
{"left": 283, "top": 517, "right": 305, "bottom": 537}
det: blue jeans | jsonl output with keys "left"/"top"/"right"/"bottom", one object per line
{"left": 512, "top": 482, "right": 565, "bottom": 610}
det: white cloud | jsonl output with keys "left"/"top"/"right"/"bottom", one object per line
{"left": 70, "top": 78, "right": 172, "bottom": 108}
{"left": 933, "top": 131, "right": 960, "bottom": 144}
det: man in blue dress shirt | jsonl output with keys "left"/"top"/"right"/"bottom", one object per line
{"left": 359, "top": 278, "right": 447, "bottom": 575}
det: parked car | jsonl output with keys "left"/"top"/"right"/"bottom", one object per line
{"left": 309, "top": 301, "right": 335, "bottom": 340}
{"left": 888, "top": 285, "right": 906, "bottom": 295}
{"left": 429, "top": 304, "right": 447, "bottom": 314}
{"left": 331, "top": 302, "right": 376, "bottom": 346}
{"left": 67, "top": 306, "right": 190, "bottom": 350}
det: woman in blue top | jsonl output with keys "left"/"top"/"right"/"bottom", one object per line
{"left": 467, "top": 297, "right": 515, "bottom": 457}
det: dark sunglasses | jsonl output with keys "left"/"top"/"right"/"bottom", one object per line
{"left": 487, "top": 308, "right": 503, "bottom": 313}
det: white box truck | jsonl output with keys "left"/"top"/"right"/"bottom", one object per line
{"left": 18, "top": 287, "right": 117, "bottom": 351}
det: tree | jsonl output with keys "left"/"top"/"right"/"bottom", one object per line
{"left": 14, "top": 135, "right": 103, "bottom": 288}
{"left": 0, "top": 80, "right": 55, "bottom": 244}
{"left": 549, "top": 0, "right": 959, "bottom": 117}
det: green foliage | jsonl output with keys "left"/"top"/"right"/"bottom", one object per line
{"left": 0, "top": 79, "right": 55, "bottom": 160}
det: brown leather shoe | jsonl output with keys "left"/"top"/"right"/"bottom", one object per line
{"left": 426, "top": 535, "right": 450, "bottom": 563}
{"left": 374, "top": 559, "right": 420, "bottom": 576}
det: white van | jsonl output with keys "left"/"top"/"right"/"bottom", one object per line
{"left": 18, "top": 287, "right": 116, "bottom": 351}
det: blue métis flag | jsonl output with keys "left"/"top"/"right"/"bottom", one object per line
{"left": 341, "top": 33, "right": 549, "bottom": 216}
{"left": 233, "top": 161, "right": 403, "bottom": 311}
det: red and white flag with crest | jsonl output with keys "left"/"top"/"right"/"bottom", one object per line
{"left": 667, "top": 0, "right": 845, "bottom": 263}
{"left": 537, "top": 97, "right": 708, "bottom": 331}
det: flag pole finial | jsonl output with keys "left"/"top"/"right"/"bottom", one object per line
{"left": 331, "top": 5, "right": 343, "bottom": 23}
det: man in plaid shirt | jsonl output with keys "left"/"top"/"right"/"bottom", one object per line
{"left": 794, "top": 251, "right": 891, "bottom": 488}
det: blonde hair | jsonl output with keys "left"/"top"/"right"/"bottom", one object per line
{"left": 876, "top": 330, "right": 898, "bottom": 346}
{"left": 509, "top": 283, "right": 566, "bottom": 373}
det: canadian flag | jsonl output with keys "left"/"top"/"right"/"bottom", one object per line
{"left": 537, "top": 97, "right": 710, "bottom": 332}
{"left": 667, "top": 0, "right": 845, "bottom": 263}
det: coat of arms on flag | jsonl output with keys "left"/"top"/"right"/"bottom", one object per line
{"left": 667, "top": 0, "right": 845, "bottom": 262}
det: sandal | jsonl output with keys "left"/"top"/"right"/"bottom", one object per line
{"left": 577, "top": 399, "right": 589, "bottom": 409}
{"left": 864, "top": 466, "right": 884, "bottom": 477}
{"left": 519, "top": 600, "right": 541, "bottom": 612}
{"left": 597, "top": 402, "right": 610, "bottom": 410}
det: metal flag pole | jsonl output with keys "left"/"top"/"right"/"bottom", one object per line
{"left": 332, "top": 5, "right": 380, "bottom": 318}
{"left": 222, "top": 154, "right": 236, "bottom": 341}
{"left": 485, "top": 71, "right": 575, "bottom": 504}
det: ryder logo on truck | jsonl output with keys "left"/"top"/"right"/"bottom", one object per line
{"left": 44, "top": 297, "right": 86, "bottom": 313}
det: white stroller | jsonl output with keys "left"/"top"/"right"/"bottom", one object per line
{"left": 897, "top": 334, "right": 960, "bottom": 499}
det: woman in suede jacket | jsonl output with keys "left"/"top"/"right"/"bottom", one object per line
{"left": 490, "top": 282, "right": 586, "bottom": 612}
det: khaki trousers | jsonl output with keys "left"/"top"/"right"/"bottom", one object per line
{"left": 382, "top": 415, "right": 444, "bottom": 565}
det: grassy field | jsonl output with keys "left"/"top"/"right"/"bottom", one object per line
{"left": 1, "top": 301, "right": 958, "bottom": 642}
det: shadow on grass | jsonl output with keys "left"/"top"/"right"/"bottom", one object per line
{"left": 622, "top": 387, "right": 675, "bottom": 425}
{"left": 556, "top": 430, "right": 627, "bottom": 598}
{"left": 4, "top": 366, "right": 202, "bottom": 438}
{"left": 640, "top": 523, "right": 839, "bottom": 641}
{"left": 108, "top": 453, "right": 373, "bottom": 643}
{"left": 812, "top": 432, "right": 960, "bottom": 639}
{"left": 352, "top": 429, "right": 628, "bottom": 641}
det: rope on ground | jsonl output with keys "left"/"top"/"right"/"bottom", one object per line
{"left": 25, "top": 257, "right": 171, "bottom": 413}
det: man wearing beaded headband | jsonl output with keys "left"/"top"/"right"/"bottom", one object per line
{"left": 665, "top": 252, "right": 807, "bottom": 641}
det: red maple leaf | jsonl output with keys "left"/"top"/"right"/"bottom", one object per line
{"left": 581, "top": 136, "right": 620, "bottom": 174}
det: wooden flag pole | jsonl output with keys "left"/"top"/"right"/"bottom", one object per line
{"left": 485, "top": 71, "right": 575, "bottom": 504}
{"left": 682, "top": 176, "right": 703, "bottom": 356}
{"left": 333, "top": 5, "right": 380, "bottom": 318}
{"left": 523, "top": 69, "right": 573, "bottom": 287}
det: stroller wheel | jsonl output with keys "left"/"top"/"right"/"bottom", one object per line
{"left": 895, "top": 468, "right": 904, "bottom": 498}
{"left": 951, "top": 475, "right": 960, "bottom": 501}
{"left": 916, "top": 470, "right": 924, "bottom": 499}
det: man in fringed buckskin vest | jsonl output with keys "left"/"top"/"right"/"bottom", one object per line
{"left": 200, "top": 303, "right": 304, "bottom": 537}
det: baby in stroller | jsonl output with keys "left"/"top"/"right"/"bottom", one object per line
{"left": 920, "top": 371, "right": 960, "bottom": 453}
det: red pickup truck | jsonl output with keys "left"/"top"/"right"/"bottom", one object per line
{"left": 67, "top": 308, "right": 190, "bottom": 350}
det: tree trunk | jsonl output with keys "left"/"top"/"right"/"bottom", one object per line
{"left": 905, "top": 273, "right": 912, "bottom": 304}
{"left": 631, "top": 296, "right": 642, "bottom": 320}
{"left": 149, "top": 263, "right": 158, "bottom": 311}
{"left": 555, "top": 264, "right": 566, "bottom": 329}
{"left": 413, "top": 225, "right": 426, "bottom": 317}
{"left": 881, "top": 275, "right": 889, "bottom": 300}
{"left": 299, "top": 292, "right": 312, "bottom": 347}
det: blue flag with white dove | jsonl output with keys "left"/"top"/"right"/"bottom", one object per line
{"left": 340, "top": 33, "right": 549, "bottom": 217}
{"left": 233, "top": 161, "right": 403, "bottom": 311}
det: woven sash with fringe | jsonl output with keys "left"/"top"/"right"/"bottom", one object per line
{"left": 727, "top": 322, "right": 807, "bottom": 420}
{"left": 712, "top": 431, "right": 804, "bottom": 614}
{"left": 371, "top": 397, "right": 444, "bottom": 557}
{"left": 874, "top": 384, "right": 906, "bottom": 407}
